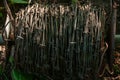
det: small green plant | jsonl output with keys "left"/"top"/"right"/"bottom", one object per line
{"left": 113, "top": 64, "right": 120, "bottom": 75}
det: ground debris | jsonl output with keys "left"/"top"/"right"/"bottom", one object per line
{"left": 104, "top": 75, "right": 120, "bottom": 80}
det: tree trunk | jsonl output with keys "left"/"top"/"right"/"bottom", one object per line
{"left": 106, "top": 1, "right": 117, "bottom": 74}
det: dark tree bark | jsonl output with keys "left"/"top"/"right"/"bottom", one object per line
{"left": 106, "top": 0, "right": 117, "bottom": 74}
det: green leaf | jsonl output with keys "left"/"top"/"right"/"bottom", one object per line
{"left": 11, "top": 69, "right": 49, "bottom": 80}
{"left": 72, "top": 0, "right": 78, "bottom": 4}
{"left": 9, "top": 56, "right": 14, "bottom": 64}
{"left": 0, "top": 13, "right": 3, "bottom": 17}
{"left": 11, "top": 69, "right": 33, "bottom": 80}
{"left": 9, "top": 0, "right": 28, "bottom": 4}
{"left": 113, "top": 64, "right": 120, "bottom": 75}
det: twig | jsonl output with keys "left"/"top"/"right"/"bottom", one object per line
{"left": 4, "top": 0, "right": 14, "bottom": 21}
{"left": 4, "top": 0, "right": 15, "bottom": 41}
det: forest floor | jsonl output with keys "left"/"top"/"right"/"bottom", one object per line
{"left": 104, "top": 46, "right": 120, "bottom": 80}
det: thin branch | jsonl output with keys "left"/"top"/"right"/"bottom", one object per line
{"left": 4, "top": 0, "right": 15, "bottom": 41}
{"left": 4, "top": 0, "right": 14, "bottom": 21}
